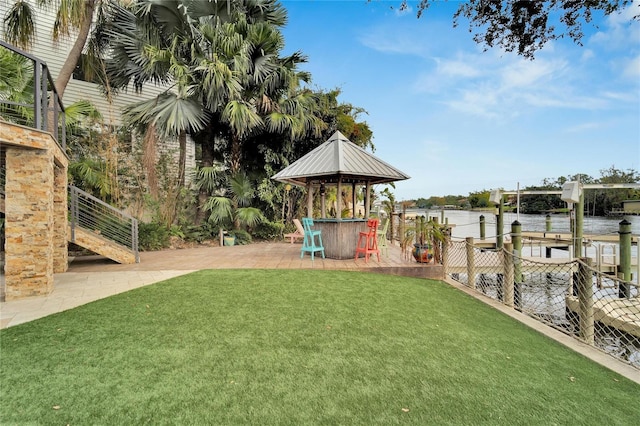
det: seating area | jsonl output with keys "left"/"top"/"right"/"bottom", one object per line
{"left": 355, "top": 218, "right": 380, "bottom": 263}
{"left": 284, "top": 218, "right": 305, "bottom": 244}
{"left": 300, "top": 218, "right": 325, "bottom": 260}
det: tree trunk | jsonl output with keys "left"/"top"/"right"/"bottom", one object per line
{"left": 178, "top": 131, "right": 187, "bottom": 188}
{"left": 142, "top": 125, "right": 158, "bottom": 199}
{"left": 230, "top": 134, "right": 241, "bottom": 174}
{"left": 54, "top": 0, "right": 97, "bottom": 98}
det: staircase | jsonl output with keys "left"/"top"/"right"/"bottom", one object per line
{"left": 68, "top": 186, "right": 139, "bottom": 264}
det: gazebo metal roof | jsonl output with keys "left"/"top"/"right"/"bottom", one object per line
{"left": 271, "top": 131, "right": 410, "bottom": 186}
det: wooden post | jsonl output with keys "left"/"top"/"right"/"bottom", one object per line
{"left": 574, "top": 191, "right": 584, "bottom": 258}
{"left": 496, "top": 200, "right": 504, "bottom": 249}
{"left": 466, "top": 237, "right": 476, "bottom": 289}
{"left": 365, "top": 182, "right": 371, "bottom": 218}
{"left": 618, "top": 219, "right": 632, "bottom": 297}
{"left": 336, "top": 179, "right": 342, "bottom": 219}
{"left": 511, "top": 221, "right": 522, "bottom": 310}
{"left": 442, "top": 235, "right": 449, "bottom": 277}
{"left": 578, "top": 258, "right": 594, "bottom": 344}
{"left": 545, "top": 214, "right": 552, "bottom": 232}
{"left": 306, "top": 182, "right": 313, "bottom": 218}
{"left": 479, "top": 215, "right": 485, "bottom": 240}
{"left": 351, "top": 182, "right": 357, "bottom": 218}
{"left": 320, "top": 183, "right": 326, "bottom": 218}
{"left": 503, "top": 242, "right": 514, "bottom": 308}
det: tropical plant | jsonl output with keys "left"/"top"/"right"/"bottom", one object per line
{"left": 403, "top": 215, "right": 447, "bottom": 264}
{"left": 102, "top": 0, "right": 323, "bottom": 176}
{"left": 197, "top": 170, "right": 265, "bottom": 233}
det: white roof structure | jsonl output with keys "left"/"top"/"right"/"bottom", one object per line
{"left": 271, "top": 131, "right": 410, "bottom": 186}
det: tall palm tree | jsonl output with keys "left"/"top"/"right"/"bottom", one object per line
{"left": 2, "top": 0, "right": 102, "bottom": 98}
{"left": 102, "top": 0, "right": 321, "bottom": 174}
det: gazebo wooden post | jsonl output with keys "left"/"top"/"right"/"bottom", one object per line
{"left": 306, "top": 182, "right": 314, "bottom": 218}
{"left": 365, "top": 182, "right": 371, "bottom": 218}
{"left": 351, "top": 182, "right": 356, "bottom": 218}
{"left": 321, "top": 184, "right": 326, "bottom": 218}
{"left": 336, "top": 178, "right": 342, "bottom": 220}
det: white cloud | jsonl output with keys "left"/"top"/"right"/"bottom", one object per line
{"left": 589, "top": 1, "right": 640, "bottom": 49}
{"left": 623, "top": 54, "right": 640, "bottom": 79}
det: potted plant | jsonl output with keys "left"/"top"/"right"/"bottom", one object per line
{"left": 404, "top": 215, "right": 446, "bottom": 264}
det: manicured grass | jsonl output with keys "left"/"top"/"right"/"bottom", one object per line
{"left": 1, "top": 270, "right": 638, "bottom": 424}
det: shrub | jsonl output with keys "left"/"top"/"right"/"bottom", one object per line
{"left": 231, "top": 229, "right": 252, "bottom": 245}
{"left": 183, "top": 223, "right": 219, "bottom": 243}
{"left": 138, "top": 222, "right": 171, "bottom": 251}
{"left": 253, "top": 221, "right": 284, "bottom": 241}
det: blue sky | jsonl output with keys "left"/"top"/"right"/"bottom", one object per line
{"left": 280, "top": 0, "right": 640, "bottom": 201}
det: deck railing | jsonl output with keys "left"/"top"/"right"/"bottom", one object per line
{"left": 0, "top": 40, "right": 66, "bottom": 151}
{"left": 68, "top": 186, "right": 139, "bottom": 262}
{"left": 444, "top": 238, "right": 640, "bottom": 370}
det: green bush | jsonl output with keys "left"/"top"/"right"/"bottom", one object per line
{"left": 138, "top": 222, "right": 171, "bottom": 251}
{"left": 183, "top": 223, "right": 219, "bottom": 243}
{"left": 231, "top": 229, "right": 252, "bottom": 245}
{"left": 253, "top": 221, "right": 284, "bottom": 240}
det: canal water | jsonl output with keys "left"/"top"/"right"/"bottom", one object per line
{"left": 410, "top": 209, "right": 640, "bottom": 240}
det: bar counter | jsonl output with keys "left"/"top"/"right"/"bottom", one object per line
{"left": 313, "top": 218, "right": 368, "bottom": 260}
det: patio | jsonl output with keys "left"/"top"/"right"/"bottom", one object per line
{"left": 0, "top": 242, "right": 442, "bottom": 329}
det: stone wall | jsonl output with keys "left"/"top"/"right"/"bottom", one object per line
{"left": 0, "top": 122, "right": 69, "bottom": 300}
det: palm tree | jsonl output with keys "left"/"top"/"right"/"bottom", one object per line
{"left": 103, "top": 0, "right": 321, "bottom": 173}
{"left": 2, "top": 0, "right": 102, "bottom": 98}
{"left": 201, "top": 172, "right": 265, "bottom": 232}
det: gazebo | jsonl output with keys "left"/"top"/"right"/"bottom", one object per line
{"left": 272, "top": 131, "right": 409, "bottom": 258}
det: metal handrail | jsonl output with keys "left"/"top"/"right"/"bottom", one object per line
{"left": 68, "top": 185, "right": 139, "bottom": 262}
{"left": 0, "top": 40, "right": 66, "bottom": 151}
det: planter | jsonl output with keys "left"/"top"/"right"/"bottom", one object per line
{"left": 223, "top": 236, "right": 235, "bottom": 246}
{"left": 412, "top": 243, "right": 433, "bottom": 264}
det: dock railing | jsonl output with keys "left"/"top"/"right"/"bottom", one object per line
{"left": 444, "top": 238, "right": 640, "bottom": 370}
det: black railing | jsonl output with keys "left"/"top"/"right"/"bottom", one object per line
{"left": 0, "top": 40, "right": 66, "bottom": 151}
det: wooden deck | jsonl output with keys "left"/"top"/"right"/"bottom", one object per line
{"left": 66, "top": 241, "right": 444, "bottom": 280}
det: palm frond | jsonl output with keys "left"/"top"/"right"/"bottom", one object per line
{"left": 3, "top": 1, "right": 36, "bottom": 48}
{"left": 222, "top": 100, "right": 263, "bottom": 138}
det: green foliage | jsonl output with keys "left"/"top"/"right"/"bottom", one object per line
{"left": 253, "top": 220, "right": 285, "bottom": 240}
{"left": 182, "top": 223, "right": 219, "bottom": 243}
{"left": 404, "top": 0, "right": 639, "bottom": 59}
{"left": 467, "top": 190, "right": 491, "bottom": 209}
{"left": 229, "top": 228, "right": 252, "bottom": 245}
{"left": 138, "top": 221, "right": 171, "bottom": 251}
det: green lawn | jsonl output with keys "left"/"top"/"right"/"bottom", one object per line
{"left": 1, "top": 270, "right": 638, "bottom": 425}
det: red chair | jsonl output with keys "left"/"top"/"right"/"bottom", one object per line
{"left": 355, "top": 219, "right": 380, "bottom": 263}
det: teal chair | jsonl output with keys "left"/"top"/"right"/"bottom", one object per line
{"left": 300, "top": 218, "right": 325, "bottom": 260}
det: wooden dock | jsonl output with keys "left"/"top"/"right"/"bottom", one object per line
{"left": 522, "top": 232, "right": 639, "bottom": 245}
{"left": 566, "top": 296, "right": 640, "bottom": 339}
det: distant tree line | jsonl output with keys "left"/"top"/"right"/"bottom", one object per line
{"left": 410, "top": 166, "right": 640, "bottom": 216}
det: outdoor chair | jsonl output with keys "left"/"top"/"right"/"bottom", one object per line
{"left": 377, "top": 217, "right": 389, "bottom": 257}
{"left": 355, "top": 218, "right": 380, "bottom": 263}
{"left": 284, "top": 218, "right": 305, "bottom": 244}
{"left": 300, "top": 218, "right": 325, "bottom": 260}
